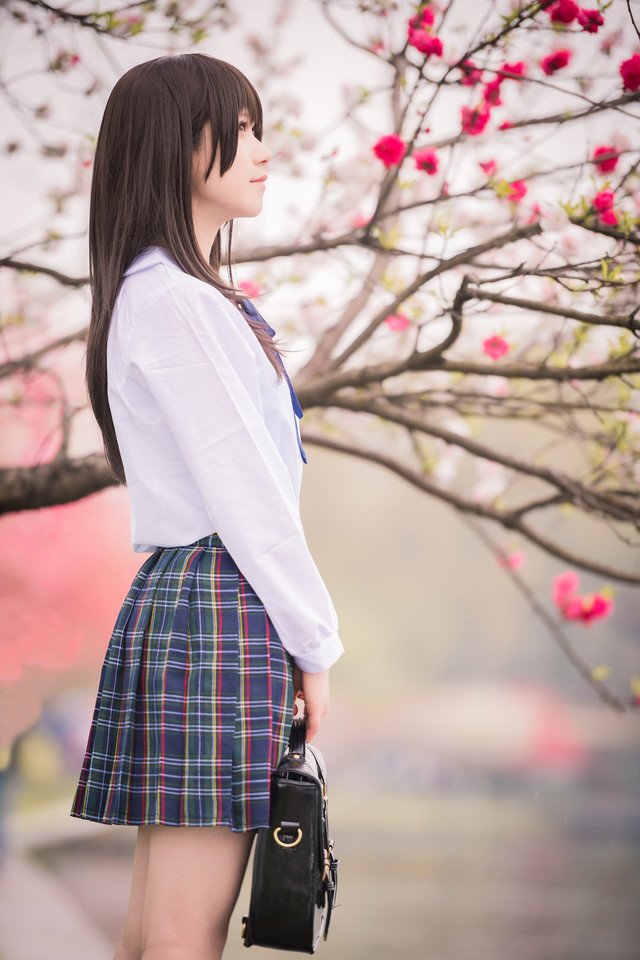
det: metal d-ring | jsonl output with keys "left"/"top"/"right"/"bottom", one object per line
{"left": 273, "top": 825, "right": 303, "bottom": 848}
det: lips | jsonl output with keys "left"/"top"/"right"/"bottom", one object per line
{"left": 251, "top": 175, "right": 268, "bottom": 182}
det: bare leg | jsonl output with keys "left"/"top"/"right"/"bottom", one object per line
{"left": 139, "top": 823, "right": 256, "bottom": 960}
{"left": 113, "top": 827, "right": 151, "bottom": 960}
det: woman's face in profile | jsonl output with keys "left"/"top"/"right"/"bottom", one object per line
{"left": 191, "top": 113, "right": 272, "bottom": 228}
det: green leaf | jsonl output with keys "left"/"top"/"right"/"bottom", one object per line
{"left": 608, "top": 331, "right": 633, "bottom": 360}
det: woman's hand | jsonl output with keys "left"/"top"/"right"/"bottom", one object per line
{"left": 292, "top": 662, "right": 330, "bottom": 743}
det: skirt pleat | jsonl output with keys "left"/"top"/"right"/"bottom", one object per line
{"left": 70, "top": 533, "right": 294, "bottom": 831}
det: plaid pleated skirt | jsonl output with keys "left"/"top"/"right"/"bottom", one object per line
{"left": 70, "top": 533, "right": 295, "bottom": 831}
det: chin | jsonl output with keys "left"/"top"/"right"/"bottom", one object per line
{"left": 240, "top": 201, "right": 265, "bottom": 218}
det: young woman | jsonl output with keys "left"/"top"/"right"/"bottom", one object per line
{"left": 70, "top": 53, "right": 345, "bottom": 960}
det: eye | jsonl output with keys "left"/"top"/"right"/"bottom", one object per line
{"left": 239, "top": 120, "right": 255, "bottom": 133}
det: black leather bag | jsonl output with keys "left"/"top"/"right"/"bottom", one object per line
{"left": 241, "top": 714, "right": 340, "bottom": 953}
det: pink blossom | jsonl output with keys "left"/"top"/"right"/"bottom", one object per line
{"left": 577, "top": 8, "right": 604, "bottom": 33}
{"left": 547, "top": 0, "right": 580, "bottom": 24}
{"left": 497, "top": 550, "right": 526, "bottom": 570}
{"left": 505, "top": 179, "right": 528, "bottom": 203}
{"left": 461, "top": 103, "right": 491, "bottom": 135}
{"left": 552, "top": 570, "right": 614, "bottom": 624}
{"left": 600, "top": 29, "right": 624, "bottom": 56}
{"left": 525, "top": 202, "right": 543, "bottom": 224}
{"left": 372, "top": 133, "right": 407, "bottom": 168}
{"left": 238, "top": 279, "right": 262, "bottom": 297}
{"left": 562, "top": 597, "right": 584, "bottom": 620}
{"left": 413, "top": 147, "right": 439, "bottom": 175}
{"left": 591, "top": 144, "right": 619, "bottom": 172}
{"left": 385, "top": 313, "right": 410, "bottom": 331}
{"left": 409, "top": 31, "right": 443, "bottom": 56}
{"left": 498, "top": 120, "right": 513, "bottom": 130}
{"left": 351, "top": 212, "right": 371, "bottom": 228}
{"left": 620, "top": 53, "right": 640, "bottom": 92}
{"left": 479, "top": 158, "right": 498, "bottom": 177}
{"left": 459, "top": 58, "right": 483, "bottom": 85}
{"left": 483, "top": 335, "right": 510, "bottom": 359}
{"left": 540, "top": 49, "right": 572, "bottom": 75}
{"left": 51, "top": 50, "right": 82, "bottom": 72}
{"left": 553, "top": 570, "right": 580, "bottom": 605}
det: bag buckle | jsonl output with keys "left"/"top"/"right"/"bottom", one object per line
{"left": 273, "top": 820, "right": 303, "bottom": 848}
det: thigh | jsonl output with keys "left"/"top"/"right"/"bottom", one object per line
{"left": 140, "top": 824, "right": 256, "bottom": 952}
{"left": 118, "top": 827, "right": 151, "bottom": 957}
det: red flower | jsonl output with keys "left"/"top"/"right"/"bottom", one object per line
{"left": 547, "top": 0, "right": 580, "bottom": 24}
{"left": 598, "top": 208, "right": 618, "bottom": 226}
{"left": 592, "top": 189, "right": 615, "bottom": 211}
{"left": 483, "top": 335, "right": 510, "bottom": 359}
{"left": 577, "top": 8, "right": 604, "bottom": 33}
{"left": 413, "top": 147, "right": 439, "bottom": 175}
{"left": 409, "top": 31, "right": 443, "bottom": 56}
{"left": 498, "top": 120, "right": 513, "bottom": 130}
{"left": 592, "top": 190, "right": 618, "bottom": 227}
{"left": 459, "top": 58, "right": 483, "bottom": 86}
{"left": 461, "top": 103, "right": 491, "bottom": 135}
{"left": 620, "top": 53, "right": 640, "bottom": 92}
{"left": 540, "top": 48, "right": 572, "bottom": 75}
{"left": 499, "top": 60, "right": 527, "bottom": 79}
{"left": 552, "top": 571, "right": 614, "bottom": 625}
{"left": 505, "top": 179, "right": 528, "bottom": 203}
{"left": 483, "top": 77, "right": 503, "bottom": 106}
{"left": 407, "top": 6, "right": 435, "bottom": 33}
{"left": 372, "top": 134, "right": 407, "bottom": 168}
{"left": 577, "top": 593, "right": 614, "bottom": 623}
{"left": 591, "top": 144, "right": 619, "bottom": 173}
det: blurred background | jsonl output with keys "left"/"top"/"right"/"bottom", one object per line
{"left": 1, "top": 1, "right": 639, "bottom": 959}
{"left": 2, "top": 451, "right": 639, "bottom": 960}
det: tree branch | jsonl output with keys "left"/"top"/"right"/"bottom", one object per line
{"left": 300, "top": 430, "right": 640, "bottom": 584}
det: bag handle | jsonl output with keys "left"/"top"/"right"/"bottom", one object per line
{"left": 287, "top": 714, "right": 306, "bottom": 759}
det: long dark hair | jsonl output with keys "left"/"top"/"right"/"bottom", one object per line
{"left": 86, "top": 53, "right": 287, "bottom": 485}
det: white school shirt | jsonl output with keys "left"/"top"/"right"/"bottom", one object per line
{"left": 106, "top": 244, "right": 345, "bottom": 674}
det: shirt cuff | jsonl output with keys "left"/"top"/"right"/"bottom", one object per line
{"left": 291, "top": 633, "right": 346, "bottom": 673}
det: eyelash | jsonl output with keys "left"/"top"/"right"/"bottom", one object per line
{"left": 239, "top": 121, "right": 255, "bottom": 133}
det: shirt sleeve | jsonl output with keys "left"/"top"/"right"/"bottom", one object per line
{"left": 127, "top": 279, "right": 345, "bottom": 674}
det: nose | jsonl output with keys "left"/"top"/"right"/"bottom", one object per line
{"left": 258, "top": 142, "right": 272, "bottom": 164}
